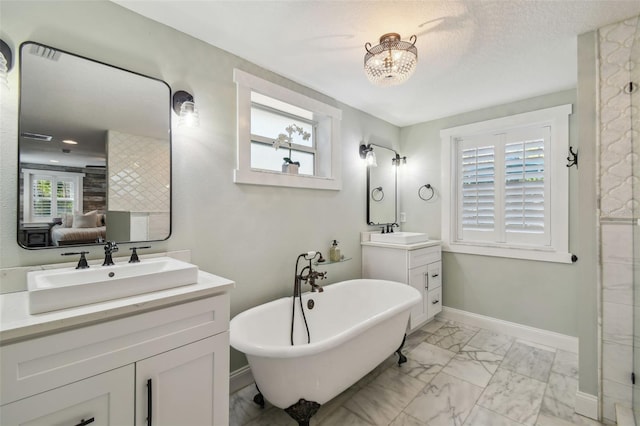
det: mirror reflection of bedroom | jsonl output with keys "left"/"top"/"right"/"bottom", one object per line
{"left": 17, "top": 42, "right": 171, "bottom": 248}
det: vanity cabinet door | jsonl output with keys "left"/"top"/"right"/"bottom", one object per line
{"left": 408, "top": 265, "right": 429, "bottom": 329}
{"left": 135, "top": 333, "right": 229, "bottom": 426}
{"left": 0, "top": 364, "right": 134, "bottom": 426}
{"left": 428, "top": 286, "right": 443, "bottom": 318}
{"left": 427, "top": 261, "right": 442, "bottom": 289}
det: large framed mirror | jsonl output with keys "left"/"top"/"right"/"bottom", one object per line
{"left": 18, "top": 41, "right": 171, "bottom": 249}
{"left": 366, "top": 145, "right": 397, "bottom": 226}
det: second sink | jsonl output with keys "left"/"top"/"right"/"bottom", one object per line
{"left": 370, "top": 232, "right": 429, "bottom": 245}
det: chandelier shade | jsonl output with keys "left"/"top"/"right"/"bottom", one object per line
{"left": 364, "top": 33, "right": 417, "bottom": 87}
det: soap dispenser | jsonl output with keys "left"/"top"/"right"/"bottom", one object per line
{"left": 329, "top": 239, "right": 341, "bottom": 262}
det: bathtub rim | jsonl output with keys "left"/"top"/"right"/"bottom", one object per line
{"left": 229, "top": 278, "right": 421, "bottom": 359}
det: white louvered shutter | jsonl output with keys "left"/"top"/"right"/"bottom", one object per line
{"left": 503, "top": 126, "right": 550, "bottom": 245}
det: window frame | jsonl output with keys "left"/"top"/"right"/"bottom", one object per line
{"left": 233, "top": 69, "right": 342, "bottom": 190}
{"left": 440, "top": 104, "right": 572, "bottom": 263}
{"left": 22, "top": 169, "right": 84, "bottom": 223}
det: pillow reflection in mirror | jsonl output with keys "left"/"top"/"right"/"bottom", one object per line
{"left": 62, "top": 213, "right": 73, "bottom": 228}
{"left": 73, "top": 210, "right": 97, "bottom": 228}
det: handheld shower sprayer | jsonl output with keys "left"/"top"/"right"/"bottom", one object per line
{"left": 303, "top": 251, "right": 325, "bottom": 262}
{"left": 291, "top": 250, "right": 327, "bottom": 345}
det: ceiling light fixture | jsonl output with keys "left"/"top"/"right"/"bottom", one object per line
{"left": 62, "top": 139, "right": 78, "bottom": 145}
{"left": 364, "top": 33, "right": 417, "bottom": 87}
{"left": 172, "top": 90, "right": 199, "bottom": 128}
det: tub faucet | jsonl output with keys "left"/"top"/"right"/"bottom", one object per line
{"left": 103, "top": 241, "right": 118, "bottom": 266}
{"left": 293, "top": 251, "right": 326, "bottom": 297}
{"left": 306, "top": 268, "right": 327, "bottom": 292}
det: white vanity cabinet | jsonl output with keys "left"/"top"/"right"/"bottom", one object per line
{"left": 1, "top": 365, "right": 134, "bottom": 426}
{"left": 135, "top": 333, "right": 228, "bottom": 426}
{"left": 362, "top": 241, "right": 442, "bottom": 330}
{"left": 0, "top": 279, "right": 232, "bottom": 426}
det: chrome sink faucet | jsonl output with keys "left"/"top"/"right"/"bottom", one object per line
{"left": 103, "top": 241, "right": 119, "bottom": 266}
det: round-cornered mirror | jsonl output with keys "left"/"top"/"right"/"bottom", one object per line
{"left": 17, "top": 42, "right": 171, "bottom": 249}
{"left": 366, "top": 145, "right": 397, "bottom": 226}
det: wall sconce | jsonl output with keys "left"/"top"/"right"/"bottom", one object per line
{"left": 360, "top": 143, "right": 407, "bottom": 168}
{"left": 0, "top": 39, "right": 13, "bottom": 91}
{"left": 392, "top": 153, "right": 407, "bottom": 166}
{"left": 359, "top": 144, "right": 377, "bottom": 167}
{"left": 172, "top": 90, "right": 199, "bottom": 128}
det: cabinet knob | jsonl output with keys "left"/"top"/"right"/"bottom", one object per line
{"left": 431, "top": 273, "right": 439, "bottom": 278}
{"left": 75, "top": 418, "right": 95, "bottom": 426}
{"left": 432, "top": 299, "right": 440, "bottom": 305}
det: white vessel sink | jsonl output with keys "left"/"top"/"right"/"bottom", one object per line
{"left": 370, "top": 232, "right": 429, "bottom": 245}
{"left": 28, "top": 257, "right": 199, "bottom": 314}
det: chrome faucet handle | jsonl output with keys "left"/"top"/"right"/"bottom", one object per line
{"left": 61, "top": 251, "right": 90, "bottom": 269}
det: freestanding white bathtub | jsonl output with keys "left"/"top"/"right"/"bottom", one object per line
{"left": 230, "top": 278, "right": 421, "bottom": 423}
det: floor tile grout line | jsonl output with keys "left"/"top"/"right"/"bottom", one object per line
{"left": 231, "top": 320, "right": 592, "bottom": 426}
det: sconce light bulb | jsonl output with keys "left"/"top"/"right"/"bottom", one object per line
{"left": 365, "top": 150, "right": 377, "bottom": 167}
{"left": 0, "top": 53, "right": 9, "bottom": 91}
{"left": 178, "top": 100, "right": 199, "bottom": 128}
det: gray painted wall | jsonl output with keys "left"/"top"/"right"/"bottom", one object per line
{"left": 0, "top": 0, "right": 399, "bottom": 370}
{"left": 0, "top": 1, "right": 599, "bottom": 396}
{"left": 398, "top": 90, "right": 594, "bottom": 393}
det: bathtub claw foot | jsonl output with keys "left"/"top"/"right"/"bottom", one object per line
{"left": 253, "top": 392, "right": 265, "bottom": 408}
{"left": 253, "top": 384, "right": 265, "bottom": 408}
{"left": 395, "top": 333, "right": 408, "bottom": 366}
{"left": 284, "top": 398, "right": 321, "bottom": 426}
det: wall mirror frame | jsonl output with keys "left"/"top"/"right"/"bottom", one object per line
{"left": 17, "top": 41, "right": 172, "bottom": 249}
{"left": 365, "top": 144, "right": 398, "bottom": 226}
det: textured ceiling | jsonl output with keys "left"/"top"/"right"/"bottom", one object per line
{"left": 113, "top": 1, "right": 640, "bottom": 127}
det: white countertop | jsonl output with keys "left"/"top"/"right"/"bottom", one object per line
{"left": 361, "top": 239, "right": 442, "bottom": 250}
{"left": 0, "top": 270, "right": 234, "bottom": 345}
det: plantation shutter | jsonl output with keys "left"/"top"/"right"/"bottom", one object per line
{"left": 24, "top": 171, "right": 83, "bottom": 222}
{"left": 504, "top": 140, "right": 544, "bottom": 232}
{"left": 56, "top": 179, "right": 75, "bottom": 215}
{"left": 31, "top": 176, "right": 53, "bottom": 219}
{"left": 461, "top": 145, "right": 495, "bottom": 231}
{"left": 456, "top": 134, "right": 499, "bottom": 243}
{"left": 503, "top": 126, "right": 550, "bottom": 245}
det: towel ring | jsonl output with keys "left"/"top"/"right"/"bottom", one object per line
{"left": 371, "top": 186, "right": 384, "bottom": 202}
{"left": 418, "top": 184, "right": 435, "bottom": 201}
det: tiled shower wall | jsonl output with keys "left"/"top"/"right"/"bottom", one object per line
{"left": 598, "top": 16, "right": 639, "bottom": 423}
{"left": 106, "top": 130, "right": 170, "bottom": 212}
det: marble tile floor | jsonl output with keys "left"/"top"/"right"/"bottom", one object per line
{"left": 230, "top": 319, "right": 606, "bottom": 426}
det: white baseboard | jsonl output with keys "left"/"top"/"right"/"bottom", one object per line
{"left": 230, "top": 365, "right": 254, "bottom": 394}
{"left": 575, "top": 391, "right": 599, "bottom": 420}
{"left": 439, "top": 307, "right": 578, "bottom": 353}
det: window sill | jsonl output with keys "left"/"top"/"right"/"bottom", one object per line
{"left": 234, "top": 168, "right": 341, "bottom": 191}
{"left": 443, "top": 242, "right": 574, "bottom": 264}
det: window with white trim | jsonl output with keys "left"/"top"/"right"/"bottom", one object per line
{"left": 441, "top": 104, "right": 572, "bottom": 263}
{"left": 22, "top": 169, "right": 84, "bottom": 223}
{"left": 233, "top": 69, "right": 342, "bottom": 190}
{"left": 250, "top": 92, "right": 316, "bottom": 175}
